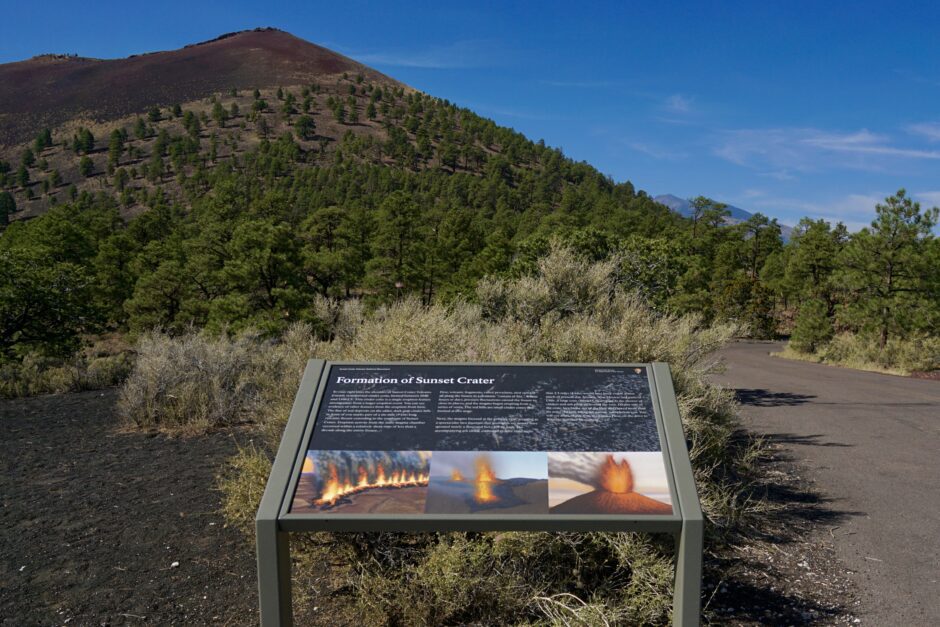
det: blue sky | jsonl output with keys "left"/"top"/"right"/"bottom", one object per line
{"left": 3, "top": 1, "right": 940, "bottom": 230}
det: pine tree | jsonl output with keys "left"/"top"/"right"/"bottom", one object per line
{"left": 790, "top": 298, "right": 833, "bottom": 353}
{"left": 108, "top": 129, "right": 125, "bottom": 169}
{"left": 16, "top": 164, "right": 29, "bottom": 188}
{"left": 21, "top": 147, "right": 35, "bottom": 168}
{"left": 212, "top": 101, "right": 228, "bottom": 128}
{"left": 0, "top": 191, "right": 15, "bottom": 225}
{"left": 79, "top": 156, "right": 94, "bottom": 177}
{"left": 837, "top": 190, "right": 939, "bottom": 348}
{"left": 34, "top": 128, "right": 52, "bottom": 153}
{"left": 79, "top": 128, "right": 95, "bottom": 153}
{"left": 134, "top": 117, "right": 148, "bottom": 140}
{"left": 295, "top": 115, "right": 316, "bottom": 140}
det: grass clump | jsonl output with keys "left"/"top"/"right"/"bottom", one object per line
{"left": 0, "top": 339, "right": 134, "bottom": 399}
{"left": 778, "top": 332, "right": 940, "bottom": 376}
{"left": 138, "top": 244, "right": 765, "bottom": 624}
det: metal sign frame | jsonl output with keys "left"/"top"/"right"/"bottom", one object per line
{"left": 256, "top": 360, "right": 702, "bottom": 626}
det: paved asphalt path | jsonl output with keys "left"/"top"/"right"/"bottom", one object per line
{"left": 712, "top": 341, "right": 939, "bottom": 626}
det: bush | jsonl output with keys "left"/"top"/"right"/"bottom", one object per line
{"left": 820, "top": 332, "right": 940, "bottom": 373}
{"left": 782, "top": 330, "right": 940, "bottom": 375}
{"left": 118, "top": 327, "right": 317, "bottom": 433}
{"left": 0, "top": 347, "right": 133, "bottom": 398}
{"left": 142, "top": 245, "right": 762, "bottom": 623}
{"left": 790, "top": 298, "right": 833, "bottom": 353}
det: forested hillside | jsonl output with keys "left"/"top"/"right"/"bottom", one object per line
{"left": 0, "top": 29, "right": 937, "bottom": 380}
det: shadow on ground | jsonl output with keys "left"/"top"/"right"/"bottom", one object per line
{"left": 702, "top": 430, "right": 861, "bottom": 624}
{"left": 735, "top": 388, "right": 816, "bottom": 407}
{"left": 762, "top": 433, "right": 854, "bottom": 448}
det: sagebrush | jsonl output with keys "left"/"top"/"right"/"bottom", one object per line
{"left": 131, "top": 246, "right": 764, "bottom": 624}
{"left": 781, "top": 332, "right": 940, "bottom": 375}
{"left": 0, "top": 341, "right": 133, "bottom": 399}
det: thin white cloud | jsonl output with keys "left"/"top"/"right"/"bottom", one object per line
{"left": 914, "top": 191, "right": 940, "bottom": 207}
{"left": 628, "top": 142, "right": 688, "bottom": 160}
{"left": 539, "top": 79, "right": 615, "bottom": 89}
{"left": 713, "top": 127, "right": 940, "bottom": 173}
{"left": 907, "top": 122, "right": 940, "bottom": 142}
{"left": 803, "top": 129, "right": 940, "bottom": 158}
{"left": 664, "top": 94, "right": 693, "bottom": 114}
{"left": 744, "top": 191, "right": 940, "bottom": 233}
{"left": 462, "top": 101, "right": 560, "bottom": 121}
{"left": 348, "top": 40, "right": 501, "bottom": 69}
{"left": 759, "top": 169, "right": 796, "bottom": 181}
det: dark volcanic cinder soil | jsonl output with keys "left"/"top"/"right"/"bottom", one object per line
{"left": 1, "top": 383, "right": 865, "bottom": 626}
{"left": 0, "top": 389, "right": 257, "bottom": 626}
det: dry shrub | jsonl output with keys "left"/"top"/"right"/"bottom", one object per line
{"left": 780, "top": 332, "right": 940, "bottom": 375}
{"left": 140, "top": 244, "right": 763, "bottom": 624}
{"left": 821, "top": 332, "right": 939, "bottom": 373}
{"left": 0, "top": 342, "right": 134, "bottom": 399}
{"left": 118, "top": 328, "right": 315, "bottom": 433}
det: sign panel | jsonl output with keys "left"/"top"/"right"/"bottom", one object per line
{"left": 288, "top": 364, "right": 675, "bottom": 517}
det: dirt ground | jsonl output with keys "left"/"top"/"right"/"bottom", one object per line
{"left": 0, "top": 389, "right": 258, "bottom": 626}
{"left": 2, "top": 385, "right": 861, "bottom": 626}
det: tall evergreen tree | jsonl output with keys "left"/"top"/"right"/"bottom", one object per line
{"left": 837, "top": 190, "right": 939, "bottom": 348}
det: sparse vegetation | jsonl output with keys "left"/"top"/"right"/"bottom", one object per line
{"left": 209, "top": 248, "right": 763, "bottom": 624}
{"left": 0, "top": 340, "right": 133, "bottom": 398}
{"left": 777, "top": 333, "right": 940, "bottom": 376}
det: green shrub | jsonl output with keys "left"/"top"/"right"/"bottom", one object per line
{"left": 790, "top": 298, "right": 833, "bottom": 353}
{"left": 0, "top": 350, "right": 133, "bottom": 398}
{"left": 136, "top": 245, "right": 763, "bottom": 624}
{"left": 783, "top": 331, "right": 940, "bottom": 375}
{"left": 821, "top": 332, "right": 940, "bottom": 373}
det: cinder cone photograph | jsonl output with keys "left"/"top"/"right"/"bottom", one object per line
{"left": 548, "top": 452, "right": 673, "bottom": 514}
{"left": 425, "top": 451, "right": 548, "bottom": 514}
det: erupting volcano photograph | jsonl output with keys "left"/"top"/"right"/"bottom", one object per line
{"left": 291, "top": 450, "right": 431, "bottom": 514}
{"left": 548, "top": 452, "right": 673, "bottom": 515}
{"left": 425, "top": 452, "right": 548, "bottom": 514}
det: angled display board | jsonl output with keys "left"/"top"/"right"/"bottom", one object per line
{"left": 256, "top": 361, "right": 702, "bottom": 626}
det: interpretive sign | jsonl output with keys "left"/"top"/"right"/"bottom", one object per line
{"left": 290, "top": 364, "right": 673, "bottom": 517}
{"left": 256, "top": 361, "right": 702, "bottom": 626}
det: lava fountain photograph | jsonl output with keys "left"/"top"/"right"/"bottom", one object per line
{"left": 290, "top": 450, "right": 431, "bottom": 514}
{"left": 425, "top": 452, "right": 548, "bottom": 514}
{"left": 548, "top": 452, "right": 673, "bottom": 515}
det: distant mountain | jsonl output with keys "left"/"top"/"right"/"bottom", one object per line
{"left": 654, "top": 194, "right": 793, "bottom": 241}
{"left": 0, "top": 27, "right": 401, "bottom": 147}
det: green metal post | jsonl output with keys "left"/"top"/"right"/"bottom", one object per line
{"left": 256, "top": 360, "right": 325, "bottom": 627}
{"left": 256, "top": 517, "right": 292, "bottom": 626}
{"left": 675, "top": 514, "right": 704, "bottom": 627}
{"left": 652, "top": 362, "right": 703, "bottom": 627}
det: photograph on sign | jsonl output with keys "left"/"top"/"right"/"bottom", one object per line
{"left": 425, "top": 451, "right": 548, "bottom": 514}
{"left": 292, "top": 450, "right": 431, "bottom": 514}
{"left": 548, "top": 452, "right": 672, "bottom": 514}
{"left": 289, "top": 364, "right": 673, "bottom": 516}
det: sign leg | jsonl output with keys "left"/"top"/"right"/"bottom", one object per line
{"left": 674, "top": 517, "right": 703, "bottom": 626}
{"left": 256, "top": 518, "right": 293, "bottom": 627}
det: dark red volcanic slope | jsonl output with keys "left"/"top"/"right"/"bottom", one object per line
{"left": 0, "top": 28, "right": 401, "bottom": 146}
